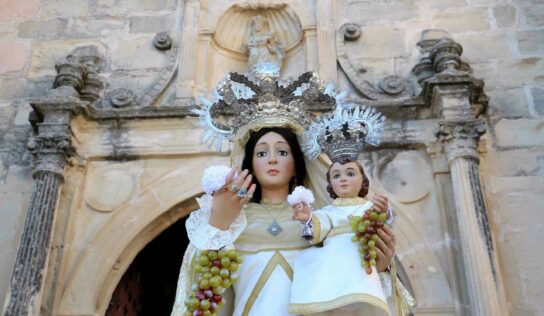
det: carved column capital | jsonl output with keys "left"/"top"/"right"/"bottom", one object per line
{"left": 437, "top": 119, "right": 486, "bottom": 162}
{"left": 27, "top": 135, "right": 74, "bottom": 178}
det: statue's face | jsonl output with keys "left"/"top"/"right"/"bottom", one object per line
{"left": 252, "top": 131, "right": 295, "bottom": 190}
{"left": 329, "top": 161, "right": 364, "bottom": 198}
{"left": 252, "top": 17, "right": 265, "bottom": 33}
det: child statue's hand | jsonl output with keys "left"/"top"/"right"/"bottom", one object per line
{"left": 292, "top": 202, "right": 312, "bottom": 223}
{"left": 371, "top": 192, "right": 388, "bottom": 213}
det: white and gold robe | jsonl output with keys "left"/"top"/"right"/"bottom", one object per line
{"left": 171, "top": 196, "right": 414, "bottom": 316}
{"left": 289, "top": 197, "right": 390, "bottom": 315}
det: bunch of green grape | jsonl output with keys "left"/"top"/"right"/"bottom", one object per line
{"left": 184, "top": 249, "right": 244, "bottom": 316}
{"left": 350, "top": 208, "right": 389, "bottom": 274}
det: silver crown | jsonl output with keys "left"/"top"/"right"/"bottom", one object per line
{"left": 191, "top": 64, "right": 336, "bottom": 151}
{"left": 302, "top": 105, "right": 386, "bottom": 162}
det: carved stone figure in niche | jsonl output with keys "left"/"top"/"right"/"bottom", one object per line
{"left": 246, "top": 15, "right": 285, "bottom": 71}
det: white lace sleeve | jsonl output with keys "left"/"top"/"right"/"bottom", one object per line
{"left": 185, "top": 194, "right": 247, "bottom": 250}
{"left": 380, "top": 262, "right": 416, "bottom": 315}
{"left": 386, "top": 202, "right": 395, "bottom": 226}
{"left": 171, "top": 243, "right": 196, "bottom": 316}
{"left": 379, "top": 272, "right": 393, "bottom": 297}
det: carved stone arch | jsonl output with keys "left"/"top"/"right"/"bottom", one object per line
{"left": 56, "top": 157, "right": 228, "bottom": 315}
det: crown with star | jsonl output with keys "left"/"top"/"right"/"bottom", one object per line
{"left": 302, "top": 104, "right": 386, "bottom": 162}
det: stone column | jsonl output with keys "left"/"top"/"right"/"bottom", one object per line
{"left": 3, "top": 56, "right": 86, "bottom": 316}
{"left": 316, "top": 0, "right": 337, "bottom": 82}
{"left": 303, "top": 27, "right": 318, "bottom": 71}
{"left": 176, "top": 0, "right": 200, "bottom": 99}
{"left": 437, "top": 120, "right": 502, "bottom": 315}
{"left": 427, "top": 38, "right": 506, "bottom": 315}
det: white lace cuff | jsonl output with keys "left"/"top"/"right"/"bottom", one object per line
{"left": 379, "top": 271, "right": 393, "bottom": 297}
{"left": 386, "top": 203, "right": 395, "bottom": 226}
{"left": 185, "top": 194, "right": 247, "bottom": 250}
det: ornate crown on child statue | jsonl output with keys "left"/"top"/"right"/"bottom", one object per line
{"left": 302, "top": 104, "right": 386, "bottom": 162}
{"left": 191, "top": 63, "right": 337, "bottom": 151}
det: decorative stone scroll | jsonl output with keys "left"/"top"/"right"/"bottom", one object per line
{"left": 336, "top": 23, "right": 415, "bottom": 101}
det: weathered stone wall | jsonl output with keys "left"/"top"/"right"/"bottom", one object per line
{"left": 0, "top": 0, "right": 183, "bottom": 308}
{"left": 0, "top": 0, "right": 542, "bottom": 315}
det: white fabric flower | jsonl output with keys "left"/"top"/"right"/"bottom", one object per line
{"left": 201, "top": 165, "right": 232, "bottom": 195}
{"left": 287, "top": 186, "right": 315, "bottom": 206}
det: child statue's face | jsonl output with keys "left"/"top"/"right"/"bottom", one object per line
{"left": 329, "top": 161, "right": 364, "bottom": 198}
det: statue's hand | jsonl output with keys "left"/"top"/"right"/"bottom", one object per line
{"left": 209, "top": 168, "right": 256, "bottom": 230}
{"left": 376, "top": 225, "right": 396, "bottom": 272}
{"left": 292, "top": 202, "right": 311, "bottom": 223}
{"left": 371, "top": 192, "right": 388, "bottom": 213}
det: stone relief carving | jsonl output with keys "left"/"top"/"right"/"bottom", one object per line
{"left": 246, "top": 15, "right": 285, "bottom": 71}
{"left": 106, "top": 88, "right": 136, "bottom": 108}
{"left": 153, "top": 32, "right": 173, "bottom": 51}
{"left": 99, "top": 32, "right": 178, "bottom": 109}
{"left": 336, "top": 23, "right": 415, "bottom": 101}
{"left": 84, "top": 166, "right": 135, "bottom": 212}
{"left": 214, "top": 4, "right": 302, "bottom": 54}
{"left": 377, "top": 151, "right": 432, "bottom": 203}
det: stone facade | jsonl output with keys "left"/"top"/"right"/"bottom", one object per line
{"left": 0, "top": 0, "right": 542, "bottom": 315}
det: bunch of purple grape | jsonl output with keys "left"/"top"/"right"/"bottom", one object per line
{"left": 184, "top": 249, "right": 244, "bottom": 316}
{"left": 350, "top": 208, "right": 388, "bottom": 274}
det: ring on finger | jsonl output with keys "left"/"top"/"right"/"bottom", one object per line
{"left": 229, "top": 184, "right": 239, "bottom": 193}
{"left": 237, "top": 188, "right": 248, "bottom": 198}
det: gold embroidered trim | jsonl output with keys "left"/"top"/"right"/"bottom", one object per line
{"left": 242, "top": 251, "right": 293, "bottom": 316}
{"left": 312, "top": 214, "right": 321, "bottom": 244}
{"left": 288, "top": 293, "right": 390, "bottom": 315}
{"left": 391, "top": 261, "right": 416, "bottom": 315}
{"left": 333, "top": 197, "right": 368, "bottom": 206}
{"left": 328, "top": 225, "right": 353, "bottom": 238}
{"left": 237, "top": 245, "right": 310, "bottom": 255}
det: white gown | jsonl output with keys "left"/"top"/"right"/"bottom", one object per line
{"left": 289, "top": 198, "right": 390, "bottom": 316}
{"left": 171, "top": 195, "right": 413, "bottom": 316}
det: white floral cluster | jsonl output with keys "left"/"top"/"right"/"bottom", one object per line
{"left": 287, "top": 186, "right": 315, "bottom": 206}
{"left": 201, "top": 165, "right": 232, "bottom": 195}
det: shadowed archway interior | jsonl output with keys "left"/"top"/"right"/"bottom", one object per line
{"left": 106, "top": 217, "right": 189, "bottom": 316}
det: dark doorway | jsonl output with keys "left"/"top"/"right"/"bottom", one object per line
{"left": 106, "top": 216, "right": 189, "bottom": 316}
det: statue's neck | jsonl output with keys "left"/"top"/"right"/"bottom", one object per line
{"left": 261, "top": 187, "right": 289, "bottom": 204}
